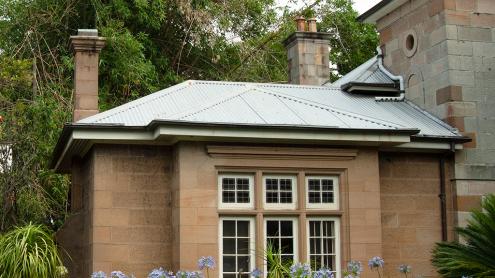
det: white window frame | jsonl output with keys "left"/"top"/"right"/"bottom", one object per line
{"left": 305, "top": 176, "right": 339, "bottom": 210}
{"left": 262, "top": 175, "right": 298, "bottom": 210}
{"left": 218, "top": 174, "right": 255, "bottom": 209}
{"left": 263, "top": 217, "right": 299, "bottom": 276}
{"left": 219, "top": 217, "right": 256, "bottom": 278}
{"left": 306, "top": 217, "right": 341, "bottom": 278}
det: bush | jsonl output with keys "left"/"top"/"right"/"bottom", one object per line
{"left": 0, "top": 223, "right": 66, "bottom": 277}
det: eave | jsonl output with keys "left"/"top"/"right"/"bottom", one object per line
{"left": 357, "top": 0, "right": 409, "bottom": 24}
{"left": 51, "top": 120, "right": 425, "bottom": 173}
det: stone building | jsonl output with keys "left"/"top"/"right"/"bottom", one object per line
{"left": 52, "top": 1, "right": 494, "bottom": 277}
{"left": 359, "top": 0, "right": 495, "bottom": 231}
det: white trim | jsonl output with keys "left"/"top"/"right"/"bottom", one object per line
{"left": 263, "top": 217, "right": 299, "bottom": 277}
{"left": 305, "top": 176, "right": 339, "bottom": 210}
{"left": 218, "top": 174, "right": 255, "bottom": 210}
{"left": 262, "top": 175, "right": 298, "bottom": 210}
{"left": 219, "top": 217, "right": 256, "bottom": 278}
{"left": 306, "top": 217, "right": 341, "bottom": 278}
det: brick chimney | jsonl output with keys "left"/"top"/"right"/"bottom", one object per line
{"left": 70, "top": 29, "right": 105, "bottom": 122}
{"left": 283, "top": 17, "right": 330, "bottom": 86}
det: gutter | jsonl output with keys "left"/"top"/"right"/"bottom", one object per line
{"left": 49, "top": 120, "right": 421, "bottom": 170}
{"left": 357, "top": 0, "right": 394, "bottom": 22}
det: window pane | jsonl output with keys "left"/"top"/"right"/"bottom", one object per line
{"left": 310, "top": 255, "right": 322, "bottom": 270}
{"left": 237, "top": 221, "right": 249, "bottom": 237}
{"left": 323, "top": 238, "right": 334, "bottom": 254}
{"left": 309, "top": 192, "right": 321, "bottom": 203}
{"left": 280, "top": 179, "right": 292, "bottom": 191}
{"left": 322, "top": 192, "right": 334, "bottom": 203}
{"left": 281, "top": 255, "right": 293, "bottom": 265}
{"left": 323, "top": 221, "right": 334, "bottom": 237}
{"left": 280, "top": 221, "right": 293, "bottom": 236}
{"left": 223, "top": 221, "right": 235, "bottom": 236}
{"left": 309, "top": 221, "right": 321, "bottom": 237}
{"left": 266, "top": 192, "right": 278, "bottom": 203}
{"left": 280, "top": 238, "right": 293, "bottom": 253}
{"left": 279, "top": 191, "right": 292, "bottom": 203}
{"left": 266, "top": 179, "right": 278, "bottom": 190}
{"left": 238, "top": 238, "right": 249, "bottom": 254}
{"left": 267, "top": 237, "right": 279, "bottom": 251}
{"left": 237, "top": 256, "right": 249, "bottom": 273}
{"left": 223, "top": 191, "right": 236, "bottom": 203}
{"left": 237, "top": 178, "right": 250, "bottom": 190}
{"left": 237, "top": 191, "right": 250, "bottom": 203}
{"left": 223, "top": 256, "right": 236, "bottom": 272}
{"left": 223, "top": 275, "right": 236, "bottom": 278}
{"left": 309, "top": 179, "right": 320, "bottom": 191}
{"left": 310, "top": 238, "right": 321, "bottom": 253}
{"left": 267, "top": 221, "right": 279, "bottom": 236}
{"left": 223, "top": 238, "right": 236, "bottom": 254}
{"left": 223, "top": 178, "right": 235, "bottom": 190}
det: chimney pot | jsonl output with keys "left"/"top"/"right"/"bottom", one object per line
{"left": 307, "top": 18, "right": 317, "bottom": 32}
{"left": 295, "top": 16, "right": 306, "bottom": 32}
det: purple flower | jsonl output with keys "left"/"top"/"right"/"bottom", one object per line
{"left": 398, "top": 264, "right": 411, "bottom": 274}
{"left": 197, "top": 256, "right": 215, "bottom": 270}
{"left": 289, "top": 262, "right": 311, "bottom": 278}
{"left": 313, "top": 268, "right": 334, "bottom": 278}
{"left": 110, "top": 271, "right": 128, "bottom": 278}
{"left": 250, "top": 268, "right": 263, "bottom": 277}
{"left": 347, "top": 260, "right": 363, "bottom": 275}
{"left": 176, "top": 271, "right": 202, "bottom": 278}
{"left": 91, "top": 272, "right": 107, "bottom": 278}
{"left": 148, "top": 267, "right": 169, "bottom": 278}
{"left": 368, "top": 256, "right": 384, "bottom": 269}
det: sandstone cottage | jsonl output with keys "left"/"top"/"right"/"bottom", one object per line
{"left": 53, "top": 0, "right": 495, "bottom": 277}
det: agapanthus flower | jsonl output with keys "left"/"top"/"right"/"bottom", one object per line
{"left": 250, "top": 268, "right": 263, "bottom": 277}
{"left": 347, "top": 260, "right": 363, "bottom": 275}
{"left": 110, "top": 271, "right": 128, "bottom": 278}
{"left": 176, "top": 271, "right": 203, "bottom": 278}
{"left": 289, "top": 262, "right": 311, "bottom": 278}
{"left": 197, "top": 256, "right": 215, "bottom": 270}
{"left": 91, "top": 271, "right": 107, "bottom": 278}
{"left": 148, "top": 267, "right": 169, "bottom": 278}
{"left": 368, "top": 256, "right": 385, "bottom": 269}
{"left": 398, "top": 264, "right": 411, "bottom": 274}
{"left": 343, "top": 275, "right": 354, "bottom": 278}
{"left": 313, "top": 267, "right": 334, "bottom": 278}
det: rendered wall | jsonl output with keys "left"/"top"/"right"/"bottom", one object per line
{"left": 375, "top": 0, "right": 495, "bottom": 227}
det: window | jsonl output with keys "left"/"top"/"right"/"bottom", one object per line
{"left": 306, "top": 176, "right": 339, "bottom": 210}
{"left": 264, "top": 218, "right": 298, "bottom": 273}
{"left": 220, "top": 218, "right": 255, "bottom": 278}
{"left": 307, "top": 218, "right": 340, "bottom": 276}
{"left": 219, "top": 174, "right": 254, "bottom": 209}
{"left": 263, "top": 175, "right": 297, "bottom": 209}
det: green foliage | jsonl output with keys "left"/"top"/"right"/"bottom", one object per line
{"left": 0, "top": 223, "right": 66, "bottom": 277}
{"left": 432, "top": 194, "right": 495, "bottom": 277}
{"left": 264, "top": 243, "right": 291, "bottom": 278}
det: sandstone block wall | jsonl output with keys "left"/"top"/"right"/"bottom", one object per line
{"left": 376, "top": 0, "right": 495, "bottom": 228}
{"left": 379, "top": 153, "right": 455, "bottom": 278}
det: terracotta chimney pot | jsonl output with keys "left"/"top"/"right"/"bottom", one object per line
{"left": 307, "top": 18, "right": 317, "bottom": 32}
{"left": 295, "top": 16, "right": 306, "bottom": 32}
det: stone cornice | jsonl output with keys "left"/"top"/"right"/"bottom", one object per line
{"left": 70, "top": 36, "right": 106, "bottom": 52}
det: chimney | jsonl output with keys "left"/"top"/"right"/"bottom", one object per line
{"left": 70, "top": 29, "right": 105, "bottom": 122}
{"left": 283, "top": 17, "right": 330, "bottom": 86}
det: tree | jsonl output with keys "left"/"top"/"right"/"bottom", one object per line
{"left": 432, "top": 194, "right": 495, "bottom": 277}
{"left": 0, "top": 0, "right": 378, "bottom": 232}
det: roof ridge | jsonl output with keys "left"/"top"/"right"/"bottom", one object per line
{"left": 258, "top": 86, "right": 405, "bottom": 129}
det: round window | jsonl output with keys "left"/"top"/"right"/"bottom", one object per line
{"left": 402, "top": 30, "right": 418, "bottom": 57}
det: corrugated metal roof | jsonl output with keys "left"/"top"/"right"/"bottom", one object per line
{"left": 78, "top": 80, "right": 461, "bottom": 138}
{"left": 331, "top": 56, "right": 396, "bottom": 87}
